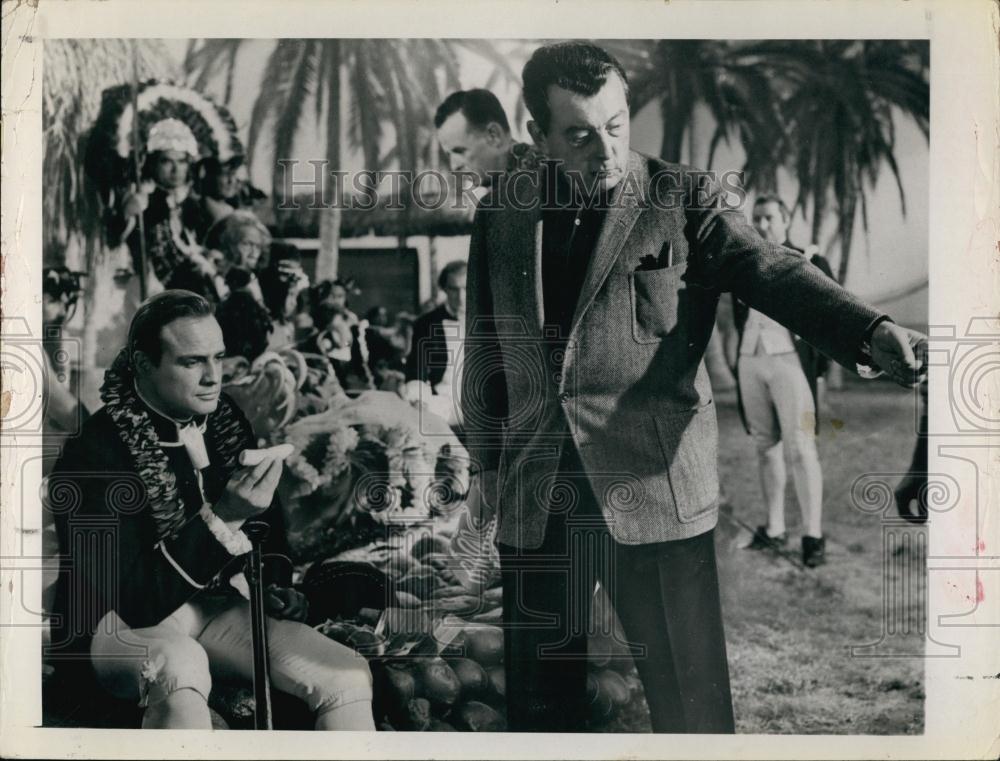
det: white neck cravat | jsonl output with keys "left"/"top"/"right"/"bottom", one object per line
{"left": 134, "top": 380, "right": 211, "bottom": 470}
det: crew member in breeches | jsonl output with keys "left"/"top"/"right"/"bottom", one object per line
{"left": 729, "top": 195, "right": 836, "bottom": 567}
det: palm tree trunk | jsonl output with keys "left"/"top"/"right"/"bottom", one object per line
{"left": 317, "top": 41, "right": 342, "bottom": 282}
{"left": 687, "top": 103, "right": 711, "bottom": 167}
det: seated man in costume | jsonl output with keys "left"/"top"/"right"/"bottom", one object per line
{"left": 47, "top": 290, "right": 375, "bottom": 730}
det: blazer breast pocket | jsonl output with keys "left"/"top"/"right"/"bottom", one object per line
{"left": 628, "top": 263, "right": 685, "bottom": 344}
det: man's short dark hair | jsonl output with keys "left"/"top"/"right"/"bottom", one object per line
{"left": 754, "top": 194, "right": 792, "bottom": 223}
{"left": 128, "top": 289, "right": 214, "bottom": 368}
{"left": 522, "top": 42, "right": 630, "bottom": 134}
{"left": 434, "top": 89, "right": 511, "bottom": 134}
{"left": 438, "top": 260, "right": 468, "bottom": 291}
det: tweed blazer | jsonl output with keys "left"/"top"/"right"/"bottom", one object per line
{"left": 462, "top": 151, "right": 883, "bottom": 549}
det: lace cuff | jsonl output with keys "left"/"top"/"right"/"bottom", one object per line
{"left": 199, "top": 503, "right": 252, "bottom": 556}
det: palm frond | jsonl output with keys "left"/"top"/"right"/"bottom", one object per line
{"left": 273, "top": 41, "right": 320, "bottom": 199}
{"left": 247, "top": 39, "right": 306, "bottom": 170}
{"left": 43, "top": 39, "right": 177, "bottom": 259}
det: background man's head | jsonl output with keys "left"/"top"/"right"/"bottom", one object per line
{"left": 435, "top": 89, "right": 513, "bottom": 187}
{"left": 144, "top": 150, "right": 192, "bottom": 191}
{"left": 438, "top": 260, "right": 468, "bottom": 319}
{"left": 143, "top": 118, "right": 200, "bottom": 191}
{"left": 752, "top": 195, "right": 792, "bottom": 244}
{"left": 199, "top": 156, "right": 244, "bottom": 200}
{"left": 523, "top": 42, "right": 631, "bottom": 194}
{"left": 315, "top": 279, "right": 351, "bottom": 312}
{"left": 128, "top": 290, "right": 225, "bottom": 420}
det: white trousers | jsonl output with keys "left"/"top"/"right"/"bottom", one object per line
{"left": 738, "top": 351, "right": 823, "bottom": 537}
{"left": 90, "top": 596, "right": 372, "bottom": 715}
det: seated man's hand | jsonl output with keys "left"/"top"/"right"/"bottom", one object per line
{"left": 265, "top": 584, "right": 309, "bottom": 622}
{"left": 870, "top": 322, "right": 927, "bottom": 387}
{"left": 214, "top": 457, "right": 283, "bottom": 524}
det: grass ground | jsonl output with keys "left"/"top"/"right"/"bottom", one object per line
{"left": 609, "top": 377, "right": 926, "bottom": 734}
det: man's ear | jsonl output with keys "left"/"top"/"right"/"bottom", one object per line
{"left": 485, "top": 122, "right": 506, "bottom": 147}
{"left": 132, "top": 350, "right": 153, "bottom": 377}
{"left": 527, "top": 121, "right": 547, "bottom": 152}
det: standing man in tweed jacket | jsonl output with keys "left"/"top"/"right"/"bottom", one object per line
{"left": 461, "top": 42, "right": 926, "bottom": 733}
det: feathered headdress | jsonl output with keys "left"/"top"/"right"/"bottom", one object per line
{"left": 86, "top": 79, "right": 244, "bottom": 194}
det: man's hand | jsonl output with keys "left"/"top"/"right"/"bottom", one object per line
{"left": 213, "top": 457, "right": 283, "bottom": 524}
{"left": 870, "top": 322, "right": 927, "bottom": 387}
{"left": 121, "top": 189, "right": 149, "bottom": 219}
{"left": 265, "top": 585, "right": 309, "bottom": 622}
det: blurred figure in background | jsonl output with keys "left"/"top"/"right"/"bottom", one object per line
{"left": 363, "top": 305, "right": 408, "bottom": 392}
{"left": 215, "top": 288, "right": 274, "bottom": 366}
{"left": 405, "top": 260, "right": 467, "bottom": 428}
{"left": 305, "top": 302, "right": 373, "bottom": 392}
{"left": 312, "top": 279, "right": 360, "bottom": 331}
{"left": 42, "top": 267, "right": 91, "bottom": 442}
{"left": 259, "top": 241, "right": 313, "bottom": 351}
{"left": 727, "top": 195, "right": 835, "bottom": 568}
{"left": 192, "top": 155, "right": 266, "bottom": 238}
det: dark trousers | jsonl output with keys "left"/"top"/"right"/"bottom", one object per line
{"left": 498, "top": 444, "right": 735, "bottom": 733}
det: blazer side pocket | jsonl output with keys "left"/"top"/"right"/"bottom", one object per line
{"left": 628, "top": 264, "right": 685, "bottom": 344}
{"left": 652, "top": 401, "right": 720, "bottom": 523}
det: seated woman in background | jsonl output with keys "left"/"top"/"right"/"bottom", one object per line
{"left": 207, "top": 210, "right": 271, "bottom": 275}
{"left": 167, "top": 210, "right": 272, "bottom": 303}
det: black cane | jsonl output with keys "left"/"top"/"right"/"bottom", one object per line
{"left": 243, "top": 520, "right": 273, "bottom": 730}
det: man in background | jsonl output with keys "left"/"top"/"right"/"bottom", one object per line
{"left": 726, "top": 195, "right": 835, "bottom": 567}
{"left": 434, "top": 89, "right": 538, "bottom": 190}
{"left": 406, "top": 260, "right": 467, "bottom": 428}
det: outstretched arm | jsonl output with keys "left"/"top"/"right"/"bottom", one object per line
{"left": 683, "top": 171, "right": 923, "bottom": 383}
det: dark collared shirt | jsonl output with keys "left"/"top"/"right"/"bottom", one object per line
{"left": 541, "top": 175, "right": 609, "bottom": 348}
